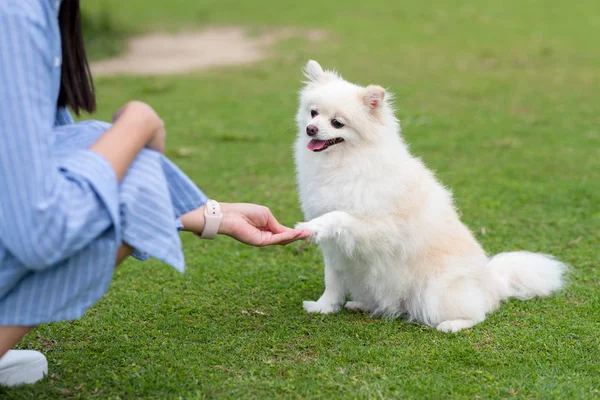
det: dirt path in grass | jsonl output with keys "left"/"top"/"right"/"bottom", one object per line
{"left": 90, "top": 26, "right": 326, "bottom": 76}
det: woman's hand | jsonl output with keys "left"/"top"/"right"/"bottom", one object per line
{"left": 112, "top": 101, "right": 166, "bottom": 153}
{"left": 218, "top": 203, "right": 310, "bottom": 246}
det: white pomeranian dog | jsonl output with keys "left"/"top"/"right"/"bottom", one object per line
{"left": 294, "top": 60, "right": 566, "bottom": 332}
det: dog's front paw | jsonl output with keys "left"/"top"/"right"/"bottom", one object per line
{"left": 303, "top": 300, "right": 340, "bottom": 314}
{"left": 295, "top": 220, "right": 328, "bottom": 243}
{"left": 296, "top": 212, "right": 349, "bottom": 243}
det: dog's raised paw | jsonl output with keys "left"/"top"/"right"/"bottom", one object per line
{"left": 303, "top": 300, "right": 339, "bottom": 314}
{"left": 295, "top": 221, "right": 322, "bottom": 242}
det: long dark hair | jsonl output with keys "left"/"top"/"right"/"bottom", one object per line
{"left": 57, "top": 0, "right": 96, "bottom": 115}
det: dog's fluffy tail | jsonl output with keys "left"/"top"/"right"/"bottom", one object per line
{"left": 487, "top": 251, "right": 567, "bottom": 301}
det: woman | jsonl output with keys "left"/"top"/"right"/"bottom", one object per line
{"left": 0, "top": 0, "right": 308, "bottom": 386}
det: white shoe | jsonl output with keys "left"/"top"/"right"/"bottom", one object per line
{"left": 0, "top": 350, "right": 48, "bottom": 386}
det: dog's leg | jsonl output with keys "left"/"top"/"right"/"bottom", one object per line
{"left": 430, "top": 279, "right": 487, "bottom": 333}
{"left": 296, "top": 211, "right": 351, "bottom": 242}
{"left": 436, "top": 319, "right": 477, "bottom": 333}
{"left": 296, "top": 211, "right": 374, "bottom": 256}
{"left": 303, "top": 251, "right": 345, "bottom": 314}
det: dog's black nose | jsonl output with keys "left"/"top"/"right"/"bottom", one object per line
{"left": 306, "top": 125, "right": 318, "bottom": 137}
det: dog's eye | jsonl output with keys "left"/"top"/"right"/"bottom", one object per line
{"left": 331, "top": 119, "right": 344, "bottom": 129}
{"left": 311, "top": 110, "right": 318, "bottom": 118}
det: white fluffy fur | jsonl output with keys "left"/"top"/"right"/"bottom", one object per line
{"left": 293, "top": 60, "right": 566, "bottom": 332}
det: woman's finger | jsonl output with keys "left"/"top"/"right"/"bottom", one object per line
{"left": 264, "top": 209, "right": 295, "bottom": 234}
{"left": 264, "top": 230, "right": 306, "bottom": 246}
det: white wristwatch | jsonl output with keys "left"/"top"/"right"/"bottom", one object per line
{"left": 197, "top": 200, "right": 222, "bottom": 239}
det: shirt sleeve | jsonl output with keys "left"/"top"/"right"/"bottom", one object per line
{"left": 0, "top": 10, "right": 120, "bottom": 270}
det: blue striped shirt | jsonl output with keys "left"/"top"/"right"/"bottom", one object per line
{"left": 0, "top": 0, "right": 121, "bottom": 268}
{"left": 0, "top": 0, "right": 207, "bottom": 324}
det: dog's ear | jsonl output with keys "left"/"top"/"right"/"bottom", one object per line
{"left": 303, "top": 60, "right": 326, "bottom": 83}
{"left": 363, "top": 85, "right": 386, "bottom": 109}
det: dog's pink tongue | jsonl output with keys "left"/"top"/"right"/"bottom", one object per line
{"left": 308, "top": 139, "right": 327, "bottom": 151}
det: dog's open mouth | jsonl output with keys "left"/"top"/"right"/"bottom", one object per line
{"left": 307, "top": 138, "right": 344, "bottom": 152}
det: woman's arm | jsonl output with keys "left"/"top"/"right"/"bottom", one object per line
{"left": 91, "top": 101, "right": 162, "bottom": 181}
{"left": 180, "top": 203, "right": 309, "bottom": 246}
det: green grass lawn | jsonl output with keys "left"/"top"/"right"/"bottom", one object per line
{"left": 3, "top": 0, "right": 600, "bottom": 398}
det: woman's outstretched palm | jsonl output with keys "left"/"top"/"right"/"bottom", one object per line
{"left": 219, "top": 203, "right": 309, "bottom": 246}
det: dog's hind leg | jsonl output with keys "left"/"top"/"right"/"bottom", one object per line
{"left": 433, "top": 281, "right": 487, "bottom": 333}
{"left": 344, "top": 301, "right": 372, "bottom": 313}
{"left": 436, "top": 319, "right": 477, "bottom": 333}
